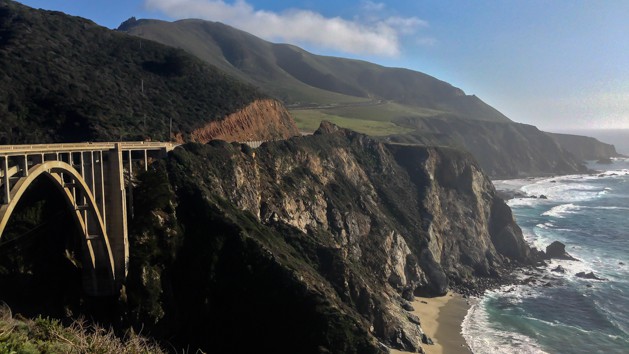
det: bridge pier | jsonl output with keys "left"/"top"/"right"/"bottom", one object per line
{"left": 2, "top": 156, "right": 8, "bottom": 204}
{"left": 105, "top": 144, "right": 129, "bottom": 284}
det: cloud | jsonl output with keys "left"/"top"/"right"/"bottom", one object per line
{"left": 361, "top": 1, "right": 385, "bottom": 12}
{"left": 384, "top": 16, "right": 428, "bottom": 34}
{"left": 144, "top": 0, "right": 428, "bottom": 57}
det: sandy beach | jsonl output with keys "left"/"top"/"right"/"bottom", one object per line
{"left": 391, "top": 292, "right": 472, "bottom": 354}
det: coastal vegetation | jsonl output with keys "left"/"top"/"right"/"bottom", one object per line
{"left": 0, "top": 0, "right": 264, "bottom": 144}
{"left": 0, "top": 302, "right": 164, "bottom": 353}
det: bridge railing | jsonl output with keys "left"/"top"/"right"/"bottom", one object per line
{"left": 0, "top": 141, "right": 176, "bottom": 155}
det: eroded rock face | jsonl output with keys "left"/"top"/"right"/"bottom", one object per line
{"left": 187, "top": 99, "right": 300, "bottom": 143}
{"left": 134, "top": 122, "right": 532, "bottom": 353}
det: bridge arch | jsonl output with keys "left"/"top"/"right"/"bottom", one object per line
{"left": 0, "top": 161, "right": 116, "bottom": 295}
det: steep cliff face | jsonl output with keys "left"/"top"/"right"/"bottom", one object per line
{"left": 548, "top": 132, "right": 621, "bottom": 160}
{"left": 185, "top": 99, "right": 300, "bottom": 143}
{"left": 391, "top": 116, "right": 589, "bottom": 178}
{"left": 129, "top": 122, "right": 532, "bottom": 353}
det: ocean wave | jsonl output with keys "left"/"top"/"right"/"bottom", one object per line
{"left": 512, "top": 171, "right": 629, "bottom": 204}
{"left": 535, "top": 222, "right": 559, "bottom": 229}
{"left": 541, "top": 203, "right": 580, "bottom": 218}
{"left": 462, "top": 299, "right": 550, "bottom": 354}
{"left": 594, "top": 300, "right": 629, "bottom": 337}
{"left": 546, "top": 258, "right": 588, "bottom": 272}
{"left": 584, "top": 205, "right": 629, "bottom": 211}
{"left": 508, "top": 197, "right": 543, "bottom": 207}
{"left": 521, "top": 182, "right": 602, "bottom": 203}
{"left": 592, "top": 169, "right": 629, "bottom": 178}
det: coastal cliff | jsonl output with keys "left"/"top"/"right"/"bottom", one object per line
{"left": 128, "top": 122, "right": 533, "bottom": 353}
{"left": 548, "top": 132, "right": 622, "bottom": 160}
{"left": 391, "top": 117, "right": 589, "bottom": 178}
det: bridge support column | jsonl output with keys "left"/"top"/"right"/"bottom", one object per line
{"left": 20, "top": 155, "right": 28, "bottom": 177}
{"left": 105, "top": 144, "right": 128, "bottom": 287}
{"left": 2, "top": 156, "right": 9, "bottom": 204}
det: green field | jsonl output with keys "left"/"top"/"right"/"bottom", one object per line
{"left": 321, "top": 101, "right": 447, "bottom": 122}
{"left": 289, "top": 100, "right": 449, "bottom": 136}
{"left": 291, "top": 109, "right": 414, "bottom": 136}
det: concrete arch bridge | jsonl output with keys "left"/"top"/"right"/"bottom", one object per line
{"left": 0, "top": 142, "right": 175, "bottom": 296}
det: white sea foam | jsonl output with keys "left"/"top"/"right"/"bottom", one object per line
{"left": 522, "top": 181, "right": 603, "bottom": 203}
{"left": 541, "top": 203, "right": 580, "bottom": 218}
{"left": 493, "top": 178, "right": 543, "bottom": 192}
{"left": 546, "top": 259, "right": 594, "bottom": 280}
{"left": 585, "top": 205, "right": 629, "bottom": 211}
{"left": 507, "top": 197, "right": 542, "bottom": 208}
{"left": 592, "top": 169, "right": 629, "bottom": 177}
{"left": 485, "top": 169, "right": 629, "bottom": 352}
{"left": 462, "top": 295, "right": 549, "bottom": 354}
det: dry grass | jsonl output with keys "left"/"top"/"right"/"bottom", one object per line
{"left": 0, "top": 301, "right": 165, "bottom": 354}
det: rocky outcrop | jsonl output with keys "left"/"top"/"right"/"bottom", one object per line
{"left": 129, "top": 122, "right": 533, "bottom": 353}
{"left": 187, "top": 99, "right": 300, "bottom": 143}
{"left": 545, "top": 241, "right": 577, "bottom": 261}
{"left": 390, "top": 116, "right": 589, "bottom": 178}
{"left": 547, "top": 133, "right": 622, "bottom": 161}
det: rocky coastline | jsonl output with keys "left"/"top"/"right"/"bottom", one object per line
{"left": 109, "top": 121, "right": 541, "bottom": 353}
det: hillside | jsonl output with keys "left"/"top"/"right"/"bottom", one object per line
{"left": 548, "top": 132, "right": 622, "bottom": 160}
{"left": 0, "top": 1, "right": 298, "bottom": 144}
{"left": 118, "top": 17, "right": 618, "bottom": 178}
{"left": 119, "top": 18, "right": 511, "bottom": 124}
{"left": 390, "top": 116, "right": 590, "bottom": 178}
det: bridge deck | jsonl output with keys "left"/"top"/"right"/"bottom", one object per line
{"left": 0, "top": 141, "right": 176, "bottom": 156}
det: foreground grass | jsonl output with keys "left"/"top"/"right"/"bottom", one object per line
{"left": 290, "top": 109, "right": 414, "bottom": 136}
{"left": 0, "top": 303, "right": 165, "bottom": 354}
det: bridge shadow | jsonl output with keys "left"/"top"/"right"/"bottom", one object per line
{"left": 0, "top": 176, "right": 116, "bottom": 322}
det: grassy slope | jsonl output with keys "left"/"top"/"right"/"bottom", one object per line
{"left": 0, "top": 1, "right": 264, "bottom": 144}
{"left": 292, "top": 109, "right": 413, "bottom": 136}
{"left": 120, "top": 18, "right": 511, "bottom": 135}
{"left": 120, "top": 19, "right": 369, "bottom": 106}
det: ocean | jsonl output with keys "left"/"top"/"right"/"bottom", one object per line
{"left": 463, "top": 158, "right": 629, "bottom": 353}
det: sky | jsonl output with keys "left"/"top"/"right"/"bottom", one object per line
{"left": 16, "top": 0, "right": 629, "bottom": 131}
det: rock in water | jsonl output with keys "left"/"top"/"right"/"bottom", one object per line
{"left": 551, "top": 265, "right": 566, "bottom": 273}
{"left": 575, "top": 271, "right": 605, "bottom": 280}
{"left": 545, "top": 241, "right": 578, "bottom": 260}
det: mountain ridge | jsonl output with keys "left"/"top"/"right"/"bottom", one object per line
{"left": 119, "top": 17, "right": 512, "bottom": 124}
{"left": 119, "top": 16, "right": 618, "bottom": 178}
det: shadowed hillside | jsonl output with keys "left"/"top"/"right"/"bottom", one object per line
{"left": 0, "top": 1, "right": 300, "bottom": 144}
